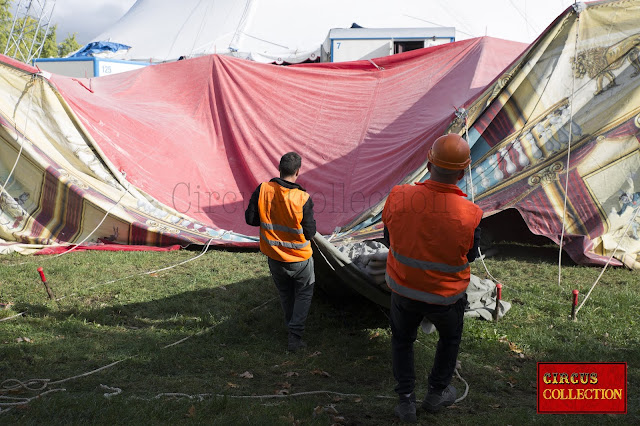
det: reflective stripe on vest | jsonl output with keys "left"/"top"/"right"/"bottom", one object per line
{"left": 258, "top": 181, "right": 312, "bottom": 262}
{"left": 260, "top": 229, "right": 310, "bottom": 249}
{"left": 390, "top": 247, "right": 469, "bottom": 274}
{"left": 382, "top": 181, "right": 483, "bottom": 302}
{"left": 386, "top": 272, "right": 465, "bottom": 305}
{"left": 260, "top": 222, "right": 304, "bottom": 235}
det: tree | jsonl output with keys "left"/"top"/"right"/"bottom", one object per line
{"left": 0, "top": 0, "right": 11, "bottom": 53}
{"left": 0, "top": 2, "right": 80, "bottom": 60}
{"left": 39, "top": 23, "right": 57, "bottom": 58}
{"left": 58, "top": 32, "right": 81, "bottom": 57}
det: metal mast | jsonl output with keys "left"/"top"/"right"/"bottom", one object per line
{"left": 4, "top": 0, "right": 56, "bottom": 63}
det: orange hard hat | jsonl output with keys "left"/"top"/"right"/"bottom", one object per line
{"left": 427, "top": 134, "right": 471, "bottom": 170}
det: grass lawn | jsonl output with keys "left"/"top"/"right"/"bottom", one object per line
{"left": 0, "top": 242, "right": 638, "bottom": 425}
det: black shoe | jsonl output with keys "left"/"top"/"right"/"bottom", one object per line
{"left": 394, "top": 393, "right": 417, "bottom": 422}
{"left": 287, "top": 333, "right": 307, "bottom": 352}
{"left": 422, "top": 385, "right": 456, "bottom": 413}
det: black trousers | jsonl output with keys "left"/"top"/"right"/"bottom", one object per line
{"left": 390, "top": 291, "right": 466, "bottom": 396}
{"left": 268, "top": 257, "right": 315, "bottom": 337}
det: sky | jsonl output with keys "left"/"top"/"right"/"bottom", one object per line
{"left": 50, "top": 0, "right": 136, "bottom": 44}
{"left": 41, "top": 0, "right": 577, "bottom": 46}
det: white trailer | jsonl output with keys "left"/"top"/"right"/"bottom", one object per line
{"left": 322, "top": 27, "right": 455, "bottom": 63}
{"left": 32, "top": 57, "right": 149, "bottom": 78}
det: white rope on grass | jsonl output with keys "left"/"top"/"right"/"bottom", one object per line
{"left": 0, "top": 388, "right": 66, "bottom": 411}
{"left": 0, "top": 378, "right": 49, "bottom": 392}
{"left": 0, "top": 359, "right": 128, "bottom": 395}
{"left": 0, "top": 312, "right": 25, "bottom": 322}
{"left": 153, "top": 390, "right": 362, "bottom": 401}
{"left": 453, "top": 368, "right": 469, "bottom": 403}
{"left": 575, "top": 205, "right": 640, "bottom": 317}
{"left": 162, "top": 296, "right": 277, "bottom": 349}
{"left": 56, "top": 238, "right": 214, "bottom": 301}
{"left": 100, "top": 384, "right": 122, "bottom": 398}
{"left": 152, "top": 390, "right": 361, "bottom": 401}
{"left": 0, "top": 239, "right": 216, "bottom": 412}
{"left": 0, "top": 287, "right": 266, "bottom": 413}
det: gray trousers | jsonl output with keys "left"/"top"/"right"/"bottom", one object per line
{"left": 268, "top": 256, "right": 315, "bottom": 337}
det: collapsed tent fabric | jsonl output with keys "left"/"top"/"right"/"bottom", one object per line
{"left": 0, "top": 37, "right": 526, "bottom": 253}
{"left": 453, "top": 0, "right": 640, "bottom": 268}
{"left": 332, "top": 0, "right": 640, "bottom": 269}
{"left": 0, "top": 56, "right": 226, "bottom": 254}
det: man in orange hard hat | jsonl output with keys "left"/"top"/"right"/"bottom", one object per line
{"left": 382, "top": 134, "right": 482, "bottom": 422}
{"left": 245, "top": 152, "right": 317, "bottom": 352}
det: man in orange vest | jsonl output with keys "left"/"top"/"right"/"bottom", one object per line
{"left": 245, "top": 152, "right": 317, "bottom": 352}
{"left": 382, "top": 134, "right": 482, "bottom": 422}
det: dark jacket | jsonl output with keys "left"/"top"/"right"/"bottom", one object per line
{"left": 245, "top": 177, "right": 316, "bottom": 240}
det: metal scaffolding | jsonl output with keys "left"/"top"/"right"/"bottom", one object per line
{"left": 4, "top": 0, "right": 56, "bottom": 63}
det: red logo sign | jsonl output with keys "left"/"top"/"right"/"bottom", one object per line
{"left": 537, "top": 362, "right": 627, "bottom": 414}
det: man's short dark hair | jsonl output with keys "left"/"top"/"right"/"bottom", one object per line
{"left": 279, "top": 152, "right": 302, "bottom": 177}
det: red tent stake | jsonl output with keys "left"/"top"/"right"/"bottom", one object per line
{"left": 493, "top": 283, "right": 503, "bottom": 322}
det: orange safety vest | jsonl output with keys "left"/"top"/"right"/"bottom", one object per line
{"left": 382, "top": 180, "right": 483, "bottom": 304}
{"left": 258, "top": 181, "right": 312, "bottom": 262}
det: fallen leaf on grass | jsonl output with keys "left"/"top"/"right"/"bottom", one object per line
{"left": 508, "top": 342, "right": 523, "bottom": 354}
{"left": 353, "top": 397, "right": 362, "bottom": 403}
{"left": 490, "top": 404, "right": 501, "bottom": 409}
{"left": 239, "top": 371, "right": 254, "bottom": 379}
{"left": 185, "top": 405, "right": 195, "bottom": 418}
{"left": 280, "top": 413, "right": 300, "bottom": 425}
{"left": 307, "top": 351, "right": 322, "bottom": 358}
{"left": 324, "top": 405, "right": 338, "bottom": 415}
{"left": 311, "top": 369, "right": 330, "bottom": 377}
{"left": 284, "top": 371, "right": 299, "bottom": 377}
{"left": 276, "top": 382, "right": 292, "bottom": 389}
{"left": 332, "top": 396, "right": 344, "bottom": 402}
{"left": 218, "top": 357, "right": 224, "bottom": 361}
{"left": 369, "top": 331, "right": 380, "bottom": 340}
{"left": 313, "top": 405, "right": 339, "bottom": 418}
{"left": 275, "top": 389, "right": 289, "bottom": 395}
{"left": 15, "top": 337, "right": 32, "bottom": 343}
{"left": 149, "top": 273, "right": 159, "bottom": 278}
{"left": 330, "top": 414, "right": 346, "bottom": 424}
{"left": 227, "top": 382, "right": 239, "bottom": 388}
{"left": 273, "top": 360, "right": 295, "bottom": 368}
